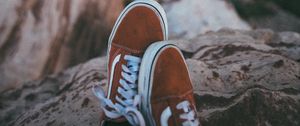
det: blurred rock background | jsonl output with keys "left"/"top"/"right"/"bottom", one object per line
{"left": 0, "top": 0, "right": 299, "bottom": 126}
{"left": 0, "top": 0, "right": 123, "bottom": 92}
{"left": 230, "top": 0, "right": 300, "bottom": 32}
{"left": 1, "top": 0, "right": 300, "bottom": 92}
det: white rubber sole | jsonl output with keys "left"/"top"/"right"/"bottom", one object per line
{"left": 138, "top": 42, "right": 179, "bottom": 126}
{"left": 106, "top": 0, "right": 168, "bottom": 98}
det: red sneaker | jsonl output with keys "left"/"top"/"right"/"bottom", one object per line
{"left": 139, "top": 42, "right": 200, "bottom": 126}
{"left": 93, "top": 0, "right": 168, "bottom": 125}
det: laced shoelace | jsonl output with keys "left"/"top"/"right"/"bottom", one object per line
{"left": 93, "top": 55, "right": 145, "bottom": 126}
{"left": 176, "top": 101, "right": 200, "bottom": 126}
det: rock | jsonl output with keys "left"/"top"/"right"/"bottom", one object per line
{"left": 0, "top": 0, "right": 123, "bottom": 92}
{"left": 173, "top": 28, "right": 300, "bottom": 61}
{"left": 160, "top": 0, "right": 251, "bottom": 39}
{"left": 1, "top": 29, "right": 299, "bottom": 126}
{"left": 0, "top": 57, "right": 107, "bottom": 126}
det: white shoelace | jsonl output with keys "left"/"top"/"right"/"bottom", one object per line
{"left": 176, "top": 101, "right": 200, "bottom": 126}
{"left": 93, "top": 55, "right": 145, "bottom": 126}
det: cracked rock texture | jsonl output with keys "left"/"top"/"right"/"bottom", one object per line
{"left": 1, "top": 29, "right": 299, "bottom": 126}
{"left": 0, "top": 0, "right": 123, "bottom": 92}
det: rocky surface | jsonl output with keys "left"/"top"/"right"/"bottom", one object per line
{"left": 160, "top": 0, "right": 251, "bottom": 39}
{"left": 1, "top": 29, "right": 299, "bottom": 126}
{"left": 0, "top": 57, "right": 107, "bottom": 126}
{"left": 173, "top": 28, "right": 300, "bottom": 125}
{"left": 0, "top": 0, "right": 123, "bottom": 92}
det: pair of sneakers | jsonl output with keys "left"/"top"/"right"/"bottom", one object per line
{"left": 93, "top": 0, "right": 200, "bottom": 126}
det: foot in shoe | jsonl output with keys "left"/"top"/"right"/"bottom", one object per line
{"left": 93, "top": 0, "right": 168, "bottom": 125}
{"left": 139, "top": 42, "right": 200, "bottom": 126}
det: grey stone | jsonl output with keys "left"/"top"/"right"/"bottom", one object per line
{"left": 1, "top": 29, "right": 299, "bottom": 126}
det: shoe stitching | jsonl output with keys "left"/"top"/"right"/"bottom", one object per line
{"left": 151, "top": 89, "right": 194, "bottom": 103}
{"left": 112, "top": 42, "right": 144, "bottom": 54}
